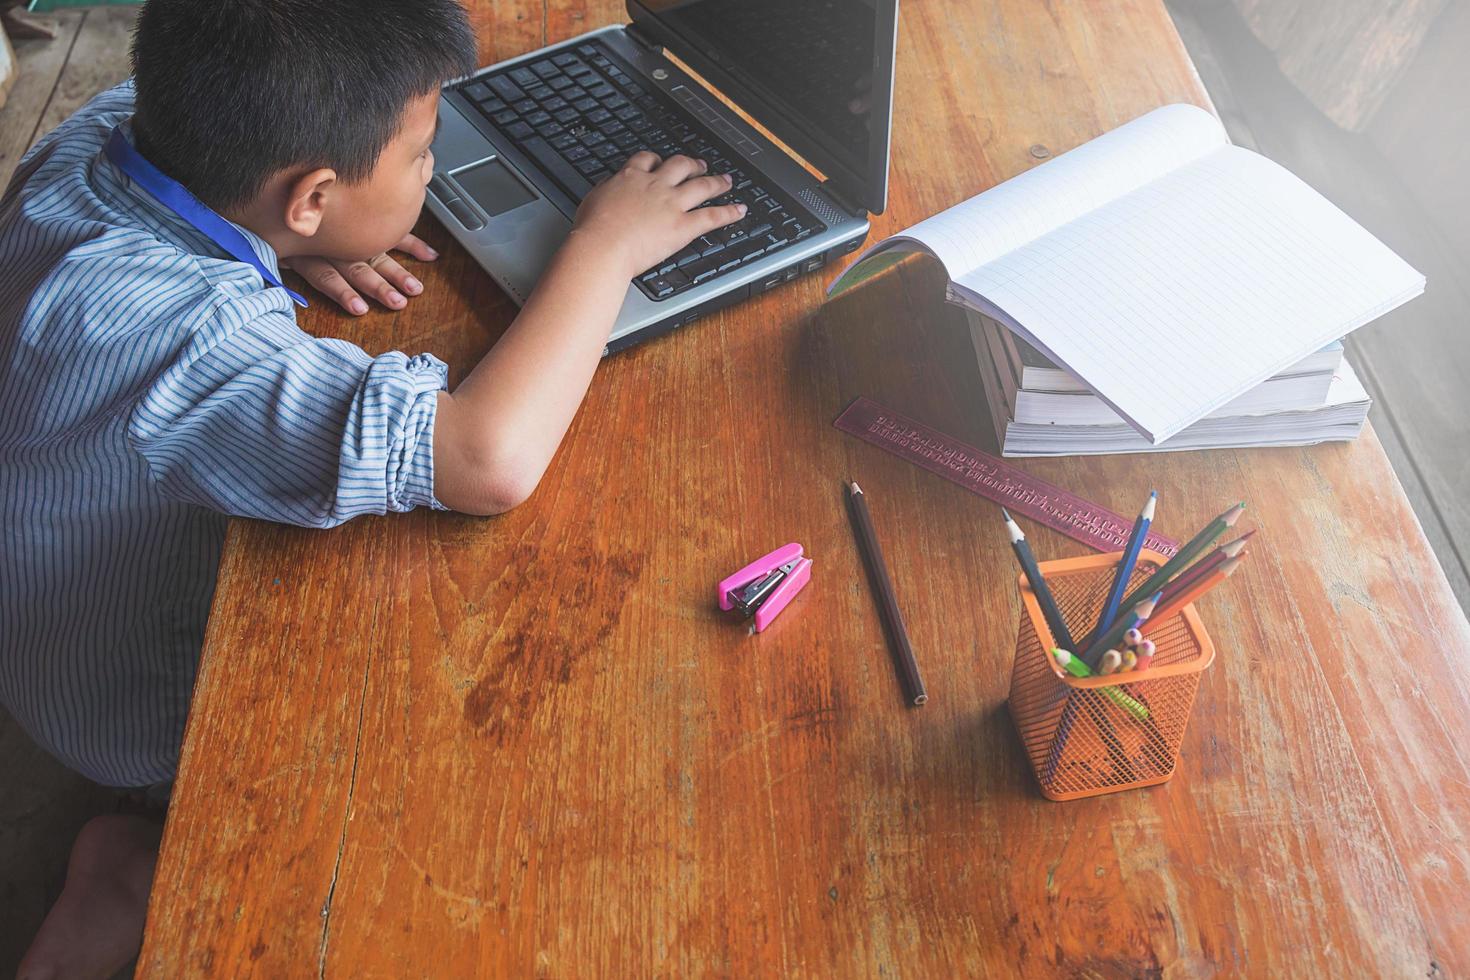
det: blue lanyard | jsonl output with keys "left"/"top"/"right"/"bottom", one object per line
{"left": 104, "top": 124, "right": 308, "bottom": 307}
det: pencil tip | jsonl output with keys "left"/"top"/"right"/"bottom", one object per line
{"left": 849, "top": 481, "right": 862, "bottom": 495}
{"left": 1001, "top": 507, "right": 1012, "bottom": 521}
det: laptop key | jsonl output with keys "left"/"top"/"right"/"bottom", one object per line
{"left": 488, "top": 76, "right": 524, "bottom": 102}
{"left": 553, "top": 108, "right": 580, "bottom": 124}
{"left": 522, "top": 135, "right": 593, "bottom": 200}
{"left": 465, "top": 81, "right": 494, "bottom": 102}
{"left": 664, "top": 268, "right": 691, "bottom": 291}
{"left": 549, "top": 75, "right": 573, "bottom": 90}
{"left": 552, "top": 52, "right": 578, "bottom": 67}
{"left": 528, "top": 86, "right": 554, "bottom": 102}
{"left": 510, "top": 67, "right": 537, "bottom": 86}
{"left": 535, "top": 121, "right": 565, "bottom": 138}
{"left": 533, "top": 61, "right": 560, "bottom": 78}
{"left": 513, "top": 98, "right": 537, "bottom": 113}
{"left": 525, "top": 110, "right": 552, "bottom": 127}
{"left": 492, "top": 109, "right": 517, "bottom": 126}
{"left": 550, "top": 132, "right": 578, "bottom": 150}
{"left": 574, "top": 158, "right": 602, "bottom": 176}
{"left": 686, "top": 259, "right": 720, "bottom": 284}
{"left": 564, "top": 145, "right": 591, "bottom": 162}
{"left": 505, "top": 121, "right": 535, "bottom": 141}
{"left": 542, "top": 96, "right": 568, "bottom": 112}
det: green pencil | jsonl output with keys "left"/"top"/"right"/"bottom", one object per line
{"left": 1118, "top": 502, "right": 1245, "bottom": 612}
{"left": 1051, "top": 648, "right": 1150, "bottom": 720}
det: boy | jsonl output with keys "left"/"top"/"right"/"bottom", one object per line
{"left": 0, "top": 0, "right": 746, "bottom": 975}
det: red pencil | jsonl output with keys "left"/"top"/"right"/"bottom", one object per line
{"left": 1157, "top": 529, "right": 1256, "bottom": 607}
{"left": 1143, "top": 555, "right": 1246, "bottom": 632}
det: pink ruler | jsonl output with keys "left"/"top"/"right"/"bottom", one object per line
{"left": 834, "top": 397, "right": 1178, "bottom": 557}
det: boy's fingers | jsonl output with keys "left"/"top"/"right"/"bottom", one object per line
{"left": 690, "top": 202, "right": 747, "bottom": 236}
{"left": 345, "top": 257, "right": 408, "bottom": 309}
{"left": 655, "top": 154, "right": 706, "bottom": 185}
{"left": 625, "top": 150, "right": 659, "bottom": 172}
{"left": 295, "top": 257, "right": 370, "bottom": 316}
{"left": 367, "top": 252, "right": 423, "bottom": 298}
{"left": 392, "top": 233, "right": 439, "bottom": 262}
{"left": 676, "top": 173, "right": 733, "bottom": 208}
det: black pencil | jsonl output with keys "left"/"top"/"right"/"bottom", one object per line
{"left": 846, "top": 481, "right": 927, "bottom": 706}
{"left": 1001, "top": 508, "right": 1077, "bottom": 654}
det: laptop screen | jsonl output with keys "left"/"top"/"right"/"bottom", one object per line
{"left": 627, "top": 0, "right": 898, "bottom": 215}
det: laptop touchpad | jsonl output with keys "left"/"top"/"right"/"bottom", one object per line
{"left": 454, "top": 159, "right": 538, "bottom": 217}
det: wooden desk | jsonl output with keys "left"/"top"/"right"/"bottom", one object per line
{"left": 138, "top": 1, "right": 1470, "bottom": 974}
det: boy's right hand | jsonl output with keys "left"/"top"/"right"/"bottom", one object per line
{"left": 568, "top": 153, "right": 747, "bottom": 279}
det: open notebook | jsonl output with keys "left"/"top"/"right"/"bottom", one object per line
{"left": 828, "top": 104, "right": 1424, "bottom": 444}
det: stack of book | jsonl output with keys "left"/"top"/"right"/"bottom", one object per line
{"left": 828, "top": 103, "right": 1422, "bottom": 459}
{"left": 967, "top": 310, "right": 1372, "bottom": 456}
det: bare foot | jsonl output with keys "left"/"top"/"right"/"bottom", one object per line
{"left": 16, "top": 814, "right": 164, "bottom": 980}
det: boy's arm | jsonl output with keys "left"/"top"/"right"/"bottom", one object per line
{"left": 431, "top": 152, "right": 744, "bottom": 515}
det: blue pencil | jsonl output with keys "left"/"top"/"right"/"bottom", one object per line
{"left": 1088, "top": 490, "right": 1155, "bottom": 648}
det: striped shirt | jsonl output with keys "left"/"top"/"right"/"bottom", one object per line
{"left": 0, "top": 82, "right": 447, "bottom": 788}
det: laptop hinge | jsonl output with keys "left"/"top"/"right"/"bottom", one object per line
{"left": 820, "top": 180, "right": 867, "bottom": 219}
{"left": 625, "top": 22, "right": 662, "bottom": 52}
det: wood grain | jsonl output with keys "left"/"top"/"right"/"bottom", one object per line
{"left": 1234, "top": 0, "right": 1446, "bottom": 131}
{"left": 137, "top": 1, "right": 1470, "bottom": 975}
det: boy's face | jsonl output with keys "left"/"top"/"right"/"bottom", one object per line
{"left": 309, "top": 91, "right": 440, "bottom": 260}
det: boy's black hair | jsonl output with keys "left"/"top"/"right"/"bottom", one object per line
{"left": 130, "top": 0, "right": 477, "bottom": 211}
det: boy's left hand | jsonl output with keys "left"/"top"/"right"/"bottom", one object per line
{"left": 283, "top": 233, "right": 439, "bottom": 316}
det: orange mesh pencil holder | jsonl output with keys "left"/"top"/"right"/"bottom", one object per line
{"left": 1007, "top": 550, "right": 1215, "bottom": 801}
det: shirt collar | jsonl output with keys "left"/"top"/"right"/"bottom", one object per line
{"left": 99, "top": 118, "right": 287, "bottom": 284}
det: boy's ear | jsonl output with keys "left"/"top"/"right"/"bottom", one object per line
{"left": 282, "top": 168, "right": 338, "bottom": 238}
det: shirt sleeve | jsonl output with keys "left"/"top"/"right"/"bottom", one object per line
{"left": 127, "top": 301, "right": 449, "bottom": 527}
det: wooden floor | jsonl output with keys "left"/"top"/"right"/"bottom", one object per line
{"left": 0, "top": 2, "right": 1464, "bottom": 972}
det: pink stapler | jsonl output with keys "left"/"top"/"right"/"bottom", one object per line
{"left": 718, "top": 542, "right": 812, "bottom": 633}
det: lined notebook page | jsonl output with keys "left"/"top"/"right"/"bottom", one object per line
{"left": 830, "top": 105, "right": 1227, "bottom": 291}
{"left": 957, "top": 145, "right": 1425, "bottom": 442}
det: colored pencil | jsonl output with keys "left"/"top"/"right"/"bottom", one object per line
{"left": 1002, "top": 508, "right": 1077, "bottom": 653}
{"left": 1133, "top": 639, "right": 1157, "bottom": 671}
{"left": 1118, "top": 502, "right": 1245, "bottom": 612}
{"left": 1080, "top": 593, "right": 1161, "bottom": 669}
{"left": 1142, "top": 555, "right": 1245, "bottom": 633}
{"left": 1156, "top": 529, "right": 1256, "bottom": 607}
{"left": 1099, "top": 649, "right": 1122, "bottom": 675}
{"left": 1051, "top": 649, "right": 1150, "bottom": 720}
{"left": 1092, "top": 490, "right": 1156, "bottom": 642}
{"left": 847, "top": 482, "right": 927, "bottom": 705}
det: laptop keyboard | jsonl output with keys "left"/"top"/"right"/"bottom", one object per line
{"left": 453, "top": 40, "right": 827, "bottom": 302}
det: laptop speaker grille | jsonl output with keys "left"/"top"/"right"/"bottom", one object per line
{"left": 797, "top": 187, "right": 849, "bottom": 227}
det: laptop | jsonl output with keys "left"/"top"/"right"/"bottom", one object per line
{"left": 426, "top": 0, "right": 900, "bottom": 355}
